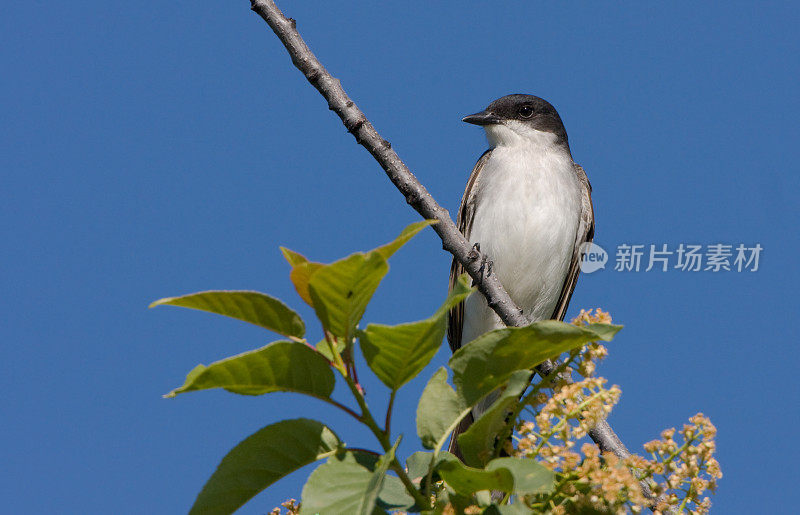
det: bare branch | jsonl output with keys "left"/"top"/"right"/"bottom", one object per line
{"left": 248, "top": 0, "right": 660, "bottom": 504}
{"left": 250, "top": 0, "right": 527, "bottom": 329}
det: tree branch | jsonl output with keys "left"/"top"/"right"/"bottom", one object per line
{"left": 249, "top": 0, "right": 655, "bottom": 503}
{"left": 250, "top": 0, "right": 527, "bottom": 330}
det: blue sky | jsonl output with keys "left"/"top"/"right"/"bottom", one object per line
{"left": 2, "top": 2, "right": 798, "bottom": 513}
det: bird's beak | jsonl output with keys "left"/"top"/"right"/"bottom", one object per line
{"left": 462, "top": 110, "right": 502, "bottom": 126}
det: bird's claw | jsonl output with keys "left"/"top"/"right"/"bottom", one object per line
{"left": 467, "top": 242, "right": 481, "bottom": 262}
{"left": 466, "top": 242, "right": 493, "bottom": 286}
{"left": 479, "top": 255, "right": 493, "bottom": 278}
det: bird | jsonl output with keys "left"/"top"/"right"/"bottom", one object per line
{"left": 447, "top": 94, "right": 594, "bottom": 458}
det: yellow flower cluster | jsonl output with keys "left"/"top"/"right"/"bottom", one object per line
{"left": 515, "top": 374, "right": 644, "bottom": 512}
{"left": 516, "top": 376, "right": 621, "bottom": 465}
{"left": 547, "top": 443, "right": 650, "bottom": 514}
{"left": 569, "top": 308, "right": 612, "bottom": 377}
{"left": 269, "top": 498, "right": 299, "bottom": 515}
{"left": 572, "top": 308, "right": 613, "bottom": 325}
{"left": 509, "top": 310, "right": 721, "bottom": 513}
{"left": 517, "top": 393, "right": 721, "bottom": 512}
{"left": 638, "top": 413, "right": 721, "bottom": 514}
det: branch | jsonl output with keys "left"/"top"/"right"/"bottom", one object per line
{"left": 250, "top": 0, "right": 527, "bottom": 330}
{"left": 249, "top": 0, "right": 656, "bottom": 504}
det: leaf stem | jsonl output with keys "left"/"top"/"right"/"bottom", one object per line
{"left": 347, "top": 344, "right": 363, "bottom": 392}
{"left": 322, "top": 397, "right": 361, "bottom": 421}
{"left": 346, "top": 447, "right": 381, "bottom": 457}
{"left": 321, "top": 327, "right": 427, "bottom": 506}
{"left": 385, "top": 390, "right": 396, "bottom": 434}
{"left": 341, "top": 369, "right": 430, "bottom": 509}
{"left": 323, "top": 330, "right": 348, "bottom": 377}
{"left": 422, "top": 407, "right": 472, "bottom": 499}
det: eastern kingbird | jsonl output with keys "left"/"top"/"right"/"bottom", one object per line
{"left": 447, "top": 94, "right": 594, "bottom": 457}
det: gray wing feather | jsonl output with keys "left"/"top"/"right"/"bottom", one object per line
{"left": 550, "top": 163, "right": 595, "bottom": 321}
{"left": 447, "top": 149, "right": 492, "bottom": 353}
{"left": 446, "top": 149, "right": 492, "bottom": 459}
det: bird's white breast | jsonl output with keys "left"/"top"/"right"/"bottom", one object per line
{"left": 461, "top": 124, "right": 582, "bottom": 347}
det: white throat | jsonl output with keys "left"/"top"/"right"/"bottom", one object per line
{"left": 484, "top": 120, "right": 562, "bottom": 152}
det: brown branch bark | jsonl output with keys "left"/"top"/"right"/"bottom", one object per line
{"left": 249, "top": 0, "right": 661, "bottom": 507}
{"left": 249, "top": 1, "right": 528, "bottom": 330}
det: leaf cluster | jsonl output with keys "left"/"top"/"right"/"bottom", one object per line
{"left": 153, "top": 221, "right": 624, "bottom": 514}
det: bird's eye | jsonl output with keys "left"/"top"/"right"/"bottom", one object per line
{"left": 518, "top": 105, "right": 534, "bottom": 118}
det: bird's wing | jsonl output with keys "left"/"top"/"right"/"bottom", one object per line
{"left": 550, "top": 163, "right": 595, "bottom": 321}
{"left": 447, "top": 149, "right": 492, "bottom": 353}
{"left": 447, "top": 158, "right": 592, "bottom": 460}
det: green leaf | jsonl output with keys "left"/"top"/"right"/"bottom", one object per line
{"left": 360, "top": 274, "right": 473, "bottom": 390}
{"left": 449, "top": 321, "right": 622, "bottom": 405}
{"left": 485, "top": 458, "right": 554, "bottom": 495}
{"left": 416, "top": 367, "right": 469, "bottom": 449}
{"left": 150, "top": 290, "right": 305, "bottom": 338}
{"left": 583, "top": 322, "right": 624, "bottom": 341}
{"left": 405, "top": 451, "right": 435, "bottom": 480}
{"left": 290, "top": 260, "right": 324, "bottom": 306}
{"left": 474, "top": 490, "right": 493, "bottom": 507}
{"left": 300, "top": 451, "right": 388, "bottom": 515}
{"left": 280, "top": 246, "right": 310, "bottom": 267}
{"left": 375, "top": 219, "right": 437, "bottom": 259}
{"left": 315, "top": 338, "right": 335, "bottom": 362}
{"left": 404, "top": 451, "right": 451, "bottom": 505}
{"left": 436, "top": 458, "right": 511, "bottom": 494}
{"left": 281, "top": 221, "right": 433, "bottom": 311}
{"left": 457, "top": 370, "right": 530, "bottom": 467}
{"left": 436, "top": 456, "right": 553, "bottom": 495}
{"left": 281, "top": 247, "right": 324, "bottom": 306}
{"left": 482, "top": 501, "right": 536, "bottom": 515}
{"left": 415, "top": 323, "right": 621, "bottom": 458}
{"left": 189, "top": 418, "right": 340, "bottom": 515}
{"left": 376, "top": 476, "right": 415, "bottom": 512}
{"left": 165, "top": 340, "right": 334, "bottom": 398}
{"left": 362, "top": 438, "right": 401, "bottom": 515}
{"left": 308, "top": 251, "right": 389, "bottom": 341}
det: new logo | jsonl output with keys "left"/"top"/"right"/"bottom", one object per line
{"left": 579, "top": 242, "right": 608, "bottom": 273}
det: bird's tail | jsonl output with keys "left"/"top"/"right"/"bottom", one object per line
{"left": 447, "top": 412, "right": 474, "bottom": 460}
{"left": 448, "top": 390, "right": 501, "bottom": 459}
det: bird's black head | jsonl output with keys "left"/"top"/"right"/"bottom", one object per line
{"left": 463, "top": 94, "right": 569, "bottom": 149}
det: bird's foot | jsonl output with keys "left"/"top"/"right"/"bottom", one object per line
{"left": 467, "top": 243, "right": 493, "bottom": 286}
{"left": 467, "top": 242, "right": 481, "bottom": 261}
{"left": 479, "top": 255, "right": 493, "bottom": 278}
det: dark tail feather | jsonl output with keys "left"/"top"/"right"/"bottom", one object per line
{"left": 450, "top": 411, "right": 506, "bottom": 502}
{"left": 447, "top": 412, "right": 475, "bottom": 460}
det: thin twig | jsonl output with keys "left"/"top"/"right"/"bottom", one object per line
{"left": 248, "top": 0, "right": 658, "bottom": 507}
{"left": 345, "top": 447, "right": 381, "bottom": 457}
{"left": 385, "top": 390, "right": 396, "bottom": 434}
{"left": 341, "top": 359, "right": 431, "bottom": 508}
{"left": 323, "top": 397, "right": 361, "bottom": 421}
